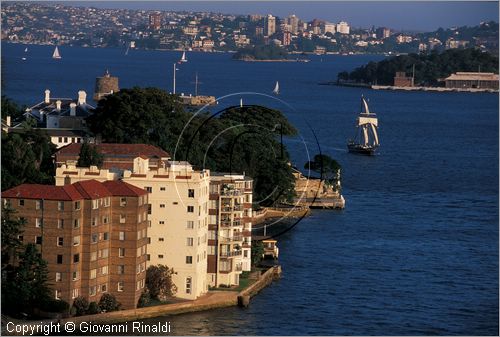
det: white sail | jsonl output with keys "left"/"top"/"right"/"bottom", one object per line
{"left": 24, "top": 47, "right": 28, "bottom": 52}
{"left": 273, "top": 81, "right": 279, "bottom": 95}
{"left": 362, "top": 97, "right": 370, "bottom": 114}
{"left": 180, "top": 51, "right": 187, "bottom": 62}
{"left": 52, "top": 46, "right": 61, "bottom": 59}
{"left": 362, "top": 126, "right": 370, "bottom": 145}
{"left": 358, "top": 116, "right": 378, "bottom": 126}
{"left": 370, "top": 123, "right": 379, "bottom": 146}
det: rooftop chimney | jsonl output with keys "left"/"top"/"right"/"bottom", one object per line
{"left": 77, "top": 90, "right": 86, "bottom": 105}
{"left": 56, "top": 100, "right": 62, "bottom": 111}
{"left": 44, "top": 89, "right": 50, "bottom": 103}
{"left": 69, "top": 103, "right": 76, "bottom": 116}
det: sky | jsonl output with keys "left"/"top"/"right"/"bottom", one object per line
{"left": 58, "top": 1, "right": 499, "bottom": 31}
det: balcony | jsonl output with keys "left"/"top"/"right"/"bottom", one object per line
{"left": 220, "top": 220, "right": 232, "bottom": 227}
{"left": 234, "top": 264, "right": 243, "bottom": 272}
{"left": 220, "top": 250, "right": 242, "bottom": 258}
{"left": 221, "top": 190, "right": 242, "bottom": 197}
{"left": 221, "top": 206, "right": 233, "bottom": 212}
{"left": 233, "top": 205, "right": 243, "bottom": 211}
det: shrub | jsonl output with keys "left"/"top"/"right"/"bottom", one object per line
{"left": 98, "top": 293, "right": 121, "bottom": 312}
{"left": 87, "top": 302, "right": 100, "bottom": 315}
{"left": 137, "top": 290, "right": 151, "bottom": 308}
{"left": 72, "top": 296, "right": 89, "bottom": 316}
{"left": 39, "top": 298, "right": 70, "bottom": 313}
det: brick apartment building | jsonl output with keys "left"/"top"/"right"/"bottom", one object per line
{"left": 2, "top": 180, "right": 148, "bottom": 309}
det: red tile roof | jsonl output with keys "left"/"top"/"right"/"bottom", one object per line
{"left": 73, "top": 180, "right": 112, "bottom": 199}
{"left": 56, "top": 143, "right": 170, "bottom": 158}
{"left": 102, "top": 180, "right": 148, "bottom": 197}
{"left": 2, "top": 184, "right": 83, "bottom": 201}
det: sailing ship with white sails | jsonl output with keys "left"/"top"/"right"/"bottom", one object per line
{"left": 347, "top": 96, "right": 379, "bottom": 155}
{"left": 52, "top": 46, "right": 62, "bottom": 59}
{"left": 22, "top": 47, "right": 28, "bottom": 61}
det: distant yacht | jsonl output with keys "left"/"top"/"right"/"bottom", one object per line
{"left": 179, "top": 51, "right": 188, "bottom": 63}
{"left": 52, "top": 46, "right": 62, "bottom": 59}
{"left": 22, "top": 47, "right": 28, "bottom": 60}
{"left": 273, "top": 81, "right": 280, "bottom": 95}
{"left": 347, "top": 96, "right": 379, "bottom": 155}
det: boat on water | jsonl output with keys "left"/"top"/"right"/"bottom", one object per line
{"left": 273, "top": 81, "right": 280, "bottom": 95}
{"left": 52, "top": 46, "right": 62, "bottom": 59}
{"left": 179, "top": 51, "right": 187, "bottom": 63}
{"left": 347, "top": 96, "right": 379, "bottom": 155}
{"left": 22, "top": 47, "right": 28, "bottom": 61}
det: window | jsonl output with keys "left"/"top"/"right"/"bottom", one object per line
{"left": 208, "top": 245, "right": 216, "bottom": 255}
{"left": 187, "top": 237, "right": 193, "bottom": 246}
{"left": 148, "top": 237, "right": 151, "bottom": 244}
{"left": 187, "top": 206, "right": 194, "bottom": 213}
{"left": 186, "top": 277, "right": 192, "bottom": 294}
{"left": 117, "top": 265, "right": 125, "bottom": 274}
{"left": 117, "top": 282, "right": 124, "bottom": 292}
{"left": 89, "top": 286, "right": 97, "bottom": 296}
{"left": 244, "top": 250, "right": 248, "bottom": 258}
{"left": 57, "top": 255, "right": 63, "bottom": 264}
{"left": 160, "top": 204, "right": 165, "bottom": 208}
{"left": 91, "top": 233, "right": 98, "bottom": 244}
{"left": 160, "top": 187, "right": 166, "bottom": 191}
{"left": 73, "top": 236, "right": 80, "bottom": 246}
{"left": 18, "top": 235, "right": 23, "bottom": 242}
{"left": 91, "top": 251, "right": 97, "bottom": 261}
{"left": 72, "top": 271, "right": 79, "bottom": 281}
{"left": 35, "top": 200, "right": 42, "bottom": 210}
{"left": 57, "top": 219, "right": 64, "bottom": 229}
{"left": 173, "top": 202, "right": 178, "bottom": 205}
{"left": 120, "top": 214, "right": 126, "bottom": 223}
{"left": 100, "top": 284, "right": 107, "bottom": 293}
{"left": 58, "top": 137, "right": 63, "bottom": 143}
{"left": 146, "top": 254, "right": 150, "bottom": 261}
{"left": 187, "top": 221, "right": 194, "bottom": 229}
{"left": 145, "top": 186, "right": 152, "bottom": 193}
{"left": 100, "top": 266, "right": 108, "bottom": 275}
{"left": 35, "top": 218, "right": 42, "bottom": 228}
{"left": 158, "top": 238, "right": 164, "bottom": 242}
{"left": 36, "top": 236, "right": 42, "bottom": 245}
{"left": 147, "top": 204, "right": 152, "bottom": 215}
{"left": 57, "top": 237, "right": 64, "bottom": 246}
{"left": 55, "top": 290, "right": 61, "bottom": 300}
{"left": 120, "top": 197, "right": 127, "bottom": 206}
{"left": 64, "top": 137, "right": 68, "bottom": 143}
{"left": 74, "top": 201, "right": 81, "bottom": 210}
{"left": 102, "top": 216, "right": 109, "bottom": 224}
{"left": 159, "top": 220, "right": 165, "bottom": 225}
{"left": 92, "top": 217, "right": 98, "bottom": 226}
{"left": 72, "top": 288, "right": 79, "bottom": 299}
{"left": 102, "top": 232, "right": 109, "bottom": 241}
{"left": 73, "top": 219, "right": 80, "bottom": 229}
{"left": 103, "top": 198, "right": 110, "bottom": 207}
{"left": 73, "top": 254, "right": 79, "bottom": 263}
{"left": 99, "top": 249, "right": 109, "bottom": 258}
{"left": 188, "top": 189, "right": 195, "bottom": 198}
{"left": 118, "top": 248, "right": 125, "bottom": 257}
{"left": 55, "top": 272, "right": 62, "bottom": 282}
{"left": 92, "top": 199, "right": 99, "bottom": 209}
{"left": 119, "top": 232, "right": 125, "bottom": 241}
{"left": 158, "top": 254, "right": 164, "bottom": 259}
{"left": 19, "top": 199, "right": 25, "bottom": 206}
{"left": 90, "top": 269, "right": 97, "bottom": 279}
{"left": 186, "top": 256, "right": 193, "bottom": 264}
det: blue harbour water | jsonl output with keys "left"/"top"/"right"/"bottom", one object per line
{"left": 2, "top": 43, "right": 499, "bottom": 335}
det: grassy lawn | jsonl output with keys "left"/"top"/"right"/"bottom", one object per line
{"left": 211, "top": 274, "right": 257, "bottom": 292}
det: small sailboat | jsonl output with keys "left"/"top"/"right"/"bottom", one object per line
{"left": 179, "top": 51, "right": 187, "bottom": 63}
{"left": 272, "top": 81, "right": 280, "bottom": 95}
{"left": 22, "top": 47, "right": 28, "bottom": 61}
{"left": 52, "top": 46, "right": 62, "bottom": 59}
{"left": 347, "top": 96, "right": 379, "bottom": 155}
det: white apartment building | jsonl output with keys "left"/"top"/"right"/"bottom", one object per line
{"left": 121, "top": 158, "right": 210, "bottom": 300}
{"left": 336, "top": 21, "right": 350, "bottom": 35}
{"left": 207, "top": 174, "right": 253, "bottom": 288}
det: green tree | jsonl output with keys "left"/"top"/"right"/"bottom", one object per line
{"left": 145, "top": 265, "right": 177, "bottom": 300}
{"left": 1, "top": 205, "right": 25, "bottom": 268}
{"left": 98, "top": 293, "right": 121, "bottom": 312}
{"left": 72, "top": 296, "right": 89, "bottom": 316}
{"left": 1, "top": 95, "right": 25, "bottom": 120}
{"left": 251, "top": 241, "right": 264, "bottom": 267}
{"left": 77, "top": 142, "right": 104, "bottom": 167}
{"left": 304, "top": 154, "right": 342, "bottom": 185}
{"left": 4, "top": 244, "right": 51, "bottom": 315}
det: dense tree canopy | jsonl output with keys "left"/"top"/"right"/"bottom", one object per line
{"left": 1, "top": 129, "right": 56, "bottom": 191}
{"left": 87, "top": 88, "right": 298, "bottom": 206}
{"left": 338, "top": 48, "right": 499, "bottom": 86}
{"left": 145, "top": 265, "right": 177, "bottom": 300}
{"left": 304, "top": 154, "right": 341, "bottom": 185}
{"left": 77, "top": 142, "right": 104, "bottom": 167}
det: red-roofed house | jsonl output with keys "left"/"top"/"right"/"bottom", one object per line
{"left": 55, "top": 143, "right": 171, "bottom": 170}
{"left": 2, "top": 180, "right": 148, "bottom": 309}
